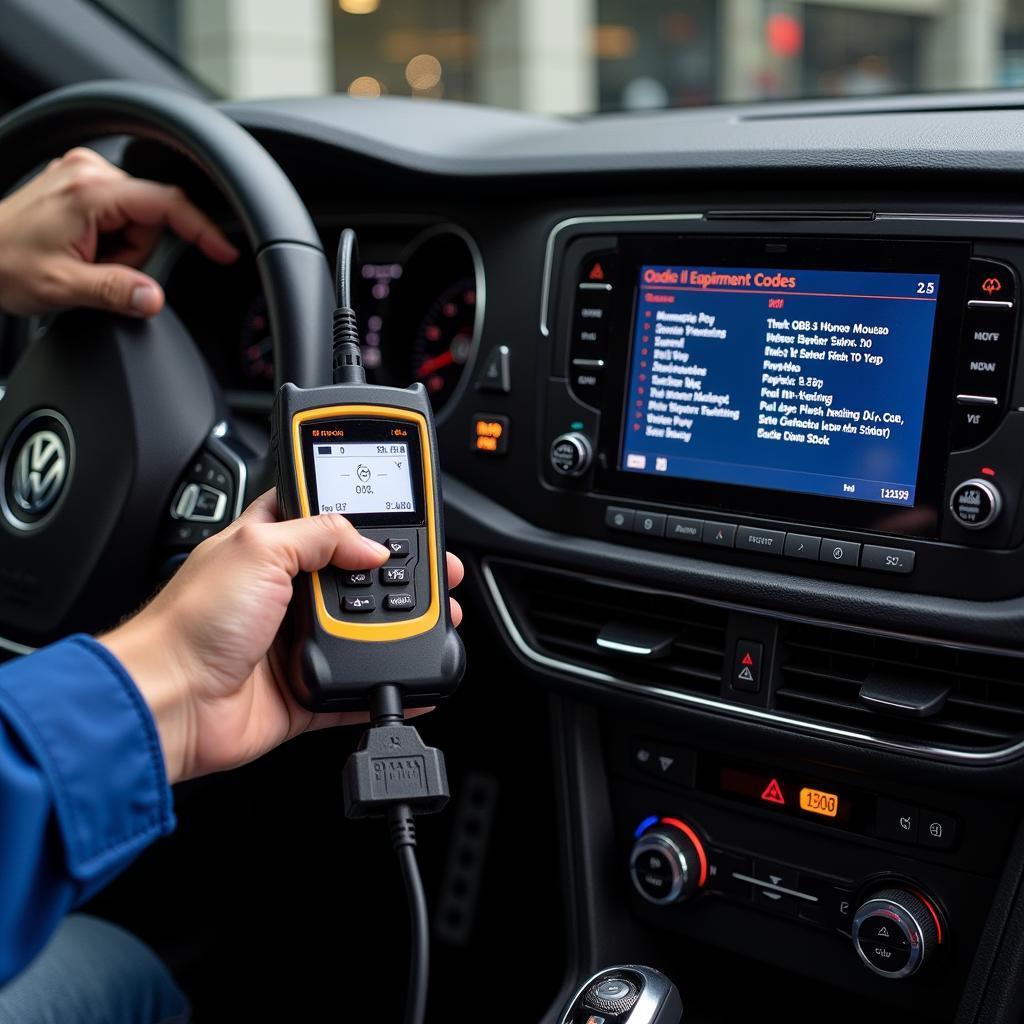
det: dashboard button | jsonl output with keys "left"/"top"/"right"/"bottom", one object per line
{"left": 736, "top": 526, "right": 785, "bottom": 556}
{"left": 784, "top": 533, "right": 821, "bottom": 561}
{"left": 666, "top": 516, "right": 703, "bottom": 542}
{"left": 703, "top": 521, "right": 737, "bottom": 548}
{"left": 570, "top": 360, "right": 604, "bottom": 393}
{"left": 477, "top": 344, "right": 511, "bottom": 393}
{"left": 861, "top": 545, "right": 915, "bottom": 574}
{"left": 630, "top": 739, "right": 696, "bottom": 787}
{"left": 820, "top": 538, "right": 860, "bottom": 567}
{"left": 606, "top": 506, "right": 635, "bottom": 532}
{"left": 918, "top": 809, "right": 959, "bottom": 850}
{"left": 952, "top": 396, "right": 1002, "bottom": 449}
{"left": 634, "top": 511, "right": 666, "bottom": 537}
{"left": 875, "top": 798, "right": 919, "bottom": 844}
{"left": 752, "top": 862, "right": 800, "bottom": 915}
{"left": 950, "top": 478, "right": 1002, "bottom": 529}
{"left": 470, "top": 414, "right": 509, "bottom": 455}
{"left": 732, "top": 640, "right": 763, "bottom": 693}
{"left": 967, "top": 258, "right": 1016, "bottom": 307}
{"left": 707, "top": 849, "right": 752, "bottom": 900}
{"left": 859, "top": 916, "right": 909, "bottom": 949}
{"left": 581, "top": 254, "right": 616, "bottom": 286}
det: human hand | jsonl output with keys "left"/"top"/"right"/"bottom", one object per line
{"left": 0, "top": 146, "right": 237, "bottom": 317}
{"left": 100, "top": 491, "right": 464, "bottom": 785}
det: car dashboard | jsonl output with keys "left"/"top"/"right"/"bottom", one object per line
{"left": 130, "top": 91, "right": 1024, "bottom": 1024}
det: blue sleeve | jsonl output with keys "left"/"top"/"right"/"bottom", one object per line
{"left": 0, "top": 635, "right": 175, "bottom": 985}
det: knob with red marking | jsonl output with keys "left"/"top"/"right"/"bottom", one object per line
{"left": 851, "top": 887, "right": 944, "bottom": 979}
{"left": 629, "top": 817, "right": 708, "bottom": 906}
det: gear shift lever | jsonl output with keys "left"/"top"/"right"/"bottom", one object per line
{"left": 559, "top": 965, "right": 682, "bottom": 1024}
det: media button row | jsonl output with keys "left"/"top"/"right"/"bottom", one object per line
{"left": 568, "top": 252, "right": 617, "bottom": 402}
{"left": 952, "top": 258, "right": 1019, "bottom": 448}
{"left": 605, "top": 505, "right": 915, "bottom": 575}
{"left": 875, "top": 798, "right": 959, "bottom": 850}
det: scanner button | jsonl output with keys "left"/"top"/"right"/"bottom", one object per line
{"left": 382, "top": 566, "right": 410, "bottom": 585}
{"left": 342, "top": 595, "right": 376, "bottom": 613}
{"left": 342, "top": 570, "right": 373, "bottom": 587}
{"left": 385, "top": 593, "right": 416, "bottom": 612}
{"left": 386, "top": 538, "right": 411, "bottom": 559}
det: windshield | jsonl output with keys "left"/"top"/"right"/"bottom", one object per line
{"left": 94, "top": 0, "right": 1024, "bottom": 113}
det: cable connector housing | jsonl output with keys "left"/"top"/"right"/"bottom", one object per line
{"left": 342, "top": 686, "right": 450, "bottom": 819}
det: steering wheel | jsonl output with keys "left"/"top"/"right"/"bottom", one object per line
{"left": 0, "top": 81, "right": 334, "bottom": 651}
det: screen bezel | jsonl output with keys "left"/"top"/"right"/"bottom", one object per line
{"left": 300, "top": 416, "right": 426, "bottom": 528}
{"left": 593, "top": 235, "right": 970, "bottom": 539}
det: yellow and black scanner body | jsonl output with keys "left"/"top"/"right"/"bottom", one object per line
{"left": 272, "top": 381, "right": 464, "bottom": 711}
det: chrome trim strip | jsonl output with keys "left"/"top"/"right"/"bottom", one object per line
{"left": 0, "top": 635, "right": 33, "bottom": 656}
{"left": 206, "top": 423, "right": 248, "bottom": 521}
{"left": 968, "top": 299, "right": 1014, "bottom": 309}
{"left": 731, "top": 873, "right": 818, "bottom": 902}
{"left": 956, "top": 394, "right": 1000, "bottom": 406}
{"left": 578, "top": 282, "right": 612, "bottom": 291}
{"left": 539, "top": 213, "right": 703, "bottom": 337}
{"left": 479, "top": 559, "right": 1024, "bottom": 765}
{"left": 596, "top": 637, "right": 653, "bottom": 655}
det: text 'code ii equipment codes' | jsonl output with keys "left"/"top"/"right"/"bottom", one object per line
{"left": 620, "top": 264, "right": 941, "bottom": 507}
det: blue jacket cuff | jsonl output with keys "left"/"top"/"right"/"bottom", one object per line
{"left": 0, "top": 635, "right": 175, "bottom": 885}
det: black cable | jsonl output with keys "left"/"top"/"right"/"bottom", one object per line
{"left": 332, "top": 227, "right": 364, "bottom": 385}
{"left": 389, "top": 805, "right": 429, "bottom": 1024}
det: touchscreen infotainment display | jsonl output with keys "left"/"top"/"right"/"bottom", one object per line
{"left": 619, "top": 264, "right": 941, "bottom": 507}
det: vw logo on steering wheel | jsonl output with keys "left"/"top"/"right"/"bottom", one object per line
{"left": 0, "top": 410, "right": 75, "bottom": 532}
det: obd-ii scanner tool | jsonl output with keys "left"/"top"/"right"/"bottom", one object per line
{"left": 272, "top": 230, "right": 465, "bottom": 1024}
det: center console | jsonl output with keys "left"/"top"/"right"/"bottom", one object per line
{"left": 539, "top": 219, "right": 1024, "bottom": 599}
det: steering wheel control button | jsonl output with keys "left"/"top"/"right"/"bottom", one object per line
{"left": 861, "top": 545, "right": 916, "bottom": 574}
{"left": 342, "top": 571, "right": 373, "bottom": 587}
{"left": 385, "top": 593, "right": 416, "bottom": 612}
{"left": 702, "top": 521, "right": 737, "bottom": 548}
{"left": 171, "top": 482, "right": 227, "bottom": 523}
{"left": 784, "top": 533, "right": 822, "bottom": 561}
{"left": 732, "top": 640, "right": 763, "bottom": 693}
{"left": 605, "top": 506, "right": 635, "bottom": 533}
{"left": 736, "top": 526, "right": 785, "bottom": 556}
{"left": 852, "top": 889, "right": 940, "bottom": 979}
{"left": 875, "top": 798, "right": 919, "bottom": 844}
{"left": 385, "top": 538, "right": 411, "bottom": 559}
{"left": 381, "top": 566, "right": 410, "bottom": 586}
{"left": 476, "top": 345, "right": 511, "bottom": 394}
{"left": 950, "top": 478, "right": 1001, "bottom": 529}
{"left": 819, "top": 538, "right": 860, "bottom": 567}
{"left": 549, "top": 432, "right": 593, "bottom": 477}
{"left": 470, "top": 414, "right": 509, "bottom": 456}
{"left": 343, "top": 595, "right": 376, "bottom": 613}
{"left": 0, "top": 409, "right": 75, "bottom": 533}
{"left": 967, "top": 258, "right": 1016, "bottom": 308}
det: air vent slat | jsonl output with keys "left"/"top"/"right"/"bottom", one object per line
{"left": 778, "top": 623, "right": 1024, "bottom": 751}
{"left": 492, "top": 562, "right": 728, "bottom": 698}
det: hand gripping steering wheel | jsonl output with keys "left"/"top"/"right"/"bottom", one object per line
{"left": 0, "top": 81, "right": 334, "bottom": 650}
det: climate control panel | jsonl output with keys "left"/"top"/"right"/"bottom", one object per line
{"left": 628, "top": 816, "right": 947, "bottom": 981}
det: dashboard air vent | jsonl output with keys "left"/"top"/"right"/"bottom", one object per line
{"left": 489, "top": 560, "right": 727, "bottom": 697}
{"left": 776, "top": 622, "right": 1024, "bottom": 750}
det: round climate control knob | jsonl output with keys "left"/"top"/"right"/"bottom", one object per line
{"left": 629, "top": 820, "right": 707, "bottom": 906}
{"left": 852, "top": 888, "right": 941, "bottom": 979}
{"left": 549, "top": 432, "right": 593, "bottom": 477}
{"left": 950, "top": 478, "right": 1002, "bottom": 530}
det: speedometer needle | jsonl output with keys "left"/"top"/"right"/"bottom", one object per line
{"left": 416, "top": 350, "right": 455, "bottom": 378}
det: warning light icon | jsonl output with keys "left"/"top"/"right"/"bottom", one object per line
{"left": 982, "top": 276, "right": 1003, "bottom": 296}
{"left": 761, "top": 778, "right": 786, "bottom": 805}
{"left": 588, "top": 262, "right": 605, "bottom": 282}
{"left": 741, "top": 652, "right": 754, "bottom": 666}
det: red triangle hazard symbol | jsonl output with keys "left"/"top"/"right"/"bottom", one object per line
{"left": 588, "top": 262, "right": 605, "bottom": 281}
{"left": 741, "top": 652, "right": 753, "bottom": 666}
{"left": 761, "top": 778, "right": 785, "bottom": 805}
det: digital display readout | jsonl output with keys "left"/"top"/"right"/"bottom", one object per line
{"left": 717, "top": 766, "right": 852, "bottom": 826}
{"left": 311, "top": 441, "right": 416, "bottom": 516}
{"left": 799, "top": 787, "right": 840, "bottom": 818}
{"left": 620, "top": 263, "right": 940, "bottom": 507}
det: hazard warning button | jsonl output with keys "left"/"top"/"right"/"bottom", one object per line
{"left": 732, "top": 640, "right": 763, "bottom": 694}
